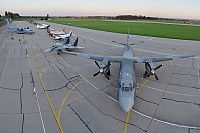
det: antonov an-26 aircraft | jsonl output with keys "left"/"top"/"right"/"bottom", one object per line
{"left": 63, "top": 33, "right": 193, "bottom": 112}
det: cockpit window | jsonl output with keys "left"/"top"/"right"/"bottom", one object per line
{"left": 122, "top": 86, "right": 133, "bottom": 92}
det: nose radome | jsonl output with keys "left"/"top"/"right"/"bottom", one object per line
{"left": 44, "top": 48, "right": 51, "bottom": 53}
{"left": 119, "top": 97, "right": 134, "bottom": 112}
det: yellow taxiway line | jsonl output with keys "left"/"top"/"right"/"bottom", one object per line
{"left": 170, "top": 60, "right": 174, "bottom": 67}
{"left": 137, "top": 76, "right": 151, "bottom": 95}
{"left": 123, "top": 76, "right": 150, "bottom": 133}
{"left": 28, "top": 44, "right": 64, "bottom": 133}
{"left": 123, "top": 111, "right": 130, "bottom": 133}
{"left": 57, "top": 80, "right": 83, "bottom": 122}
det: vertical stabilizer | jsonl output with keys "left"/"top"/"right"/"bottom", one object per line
{"left": 72, "top": 37, "right": 78, "bottom": 47}
{"left": 127, "top": 28, "right": 130, "bottom": 45}
{"left": 69, "top": 31, "right": 72, "bottom": 36}
{"left": 64, "top": 37, "right": 70, "bottom": 45}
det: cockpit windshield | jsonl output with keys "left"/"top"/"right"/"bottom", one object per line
{"left": 122, "top": 86, "right": 133, "bottom": 92}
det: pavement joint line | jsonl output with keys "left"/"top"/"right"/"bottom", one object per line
{"left": 39, "top": 56, "right": 77, "bottom": 77}
{"left": 123, "top": 111, "right": 130, "bottom": 133}
{"left": 57, "top": 80, "right": 83, "bottom": 122}
{"left": 27, "top": 44, "right": 64, "bottom": 133}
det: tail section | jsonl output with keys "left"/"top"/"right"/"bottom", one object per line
{"left": 72, "top": 37, "right": 78, "bottom": 47}
{"left": 62, "top": 28, "right": 66, "bottom": 32}
{"left": 6, "top": 19, "right": 12, "bottom": 29}
{"left": 69, "top": 31, "right": 72, "bottom": 36}
{"left": 64, "top": 37, "right": 70, "bottom": 44}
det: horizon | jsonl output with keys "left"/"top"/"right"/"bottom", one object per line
{"left": 1, "top": 0, "right": 200, "bottom": 20}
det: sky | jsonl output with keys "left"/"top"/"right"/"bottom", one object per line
{"left": 1, "top": 0, "right": 200, "bottom": 20}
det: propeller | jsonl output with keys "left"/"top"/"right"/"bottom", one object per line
{"left": 143, "top": 61, "right": 163, "bottom": 81}
{"left": 93, "top": 60, "right": 110, "bottom": 80}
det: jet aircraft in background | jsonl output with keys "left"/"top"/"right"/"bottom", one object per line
{"left": 54, "top": 30, "right": 73, "bottom": 40}
{"left": 44, "top": 37, "right": 84, "bottom": 55}
{"left": 63, "top": 33, "right": 193, "bottom": 112}
{"left": 6, "top": 19, "right": 35, "bottom": 34}
{"left": 37, "top": 23, "right": 50, "bottom": 29}
{"left": 48, "top": 28, "right": 66, "bottom": 36}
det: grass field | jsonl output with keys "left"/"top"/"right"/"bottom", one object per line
{"left": 48, "top": 18, "right": 200, "bottom": 41}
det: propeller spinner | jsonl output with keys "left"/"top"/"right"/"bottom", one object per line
{"left": 93, "top": 60, "right": 110, "bottom": 80}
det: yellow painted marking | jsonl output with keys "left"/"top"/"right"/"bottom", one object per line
{"left": 136, "top": 51, "right": 141, "bottom": 57}
{"left": 170, "top": 60, "right": 174, "bottom": 67}
{"left": 123, "top": 111, "right": 130, "bottom": 133}
{"left": 28, "top": 44, "right": 64, "bottom": 133}
{"left": 57, "top": 80, "right": 83, "bottom": 122}
{"left": 137, "top": 77, "right": 150, "bottom": 95}
{"left": 33, "top": 53, "right": 44, "bottom": 59}
{"left": 39, "top": 56, "right": 77, "bottom": 77}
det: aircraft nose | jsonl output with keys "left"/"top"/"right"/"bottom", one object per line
{"left": 119, "top": 97, "right": 134, "bottom": 112}
{"left": 44, "top": 48, "right": 51, "bottom": 53}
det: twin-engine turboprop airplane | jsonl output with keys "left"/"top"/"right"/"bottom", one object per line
{"left": 44, "top": 37, "right": 84, "bottom": 54}
{"left": 63, "top": 33, "right": 193, "bottom": 112}
{"left": 6, "top": 19, "right": 35, "bottom": 34}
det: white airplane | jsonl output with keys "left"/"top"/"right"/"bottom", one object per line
{"left": 37, "top": 24, "right": 50, "bottom": 29}
{"left": 48, "top": 28, "right": 66, "bottom": 36}
{"left": 44, "top": 37, "right": 84, "bottom": 54}
{"left": 54, "top": 30, "right": 73, "bottom": 40}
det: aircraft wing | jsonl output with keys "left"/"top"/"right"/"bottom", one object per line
{"left": 63, "top": 51, "right": 193, "bottom": 63}
{"left": 134, "top": 55, "right": 194, "bottom": 63}
{"left": 62, "top": 51, "right": 124, "bottom": 62}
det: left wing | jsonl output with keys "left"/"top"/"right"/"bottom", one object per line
{"left": 62, "top": 51, "right": 125, "bottom": 62}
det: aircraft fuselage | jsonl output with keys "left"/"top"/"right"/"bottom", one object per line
{"left": 117, "top": 44, "right": 137, "bottom": 112}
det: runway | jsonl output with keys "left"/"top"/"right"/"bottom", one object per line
{"left": 0, "top": 21, "right": 200, "bottom": 133}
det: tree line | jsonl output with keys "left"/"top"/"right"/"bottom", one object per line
{"left": 5, "top": 11, "right": 20, "bottom": 19}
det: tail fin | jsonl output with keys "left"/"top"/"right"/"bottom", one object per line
{"left": 62, "top": 28, "right": 66, "bottom": 32}
{"left": 69, "top": 31, "right": 72, "bottom": 36}
{"left": 127, "top": 28, "right": 129, "bottom": 45}
{"left": 72, "top": 37, "right": 78, "bottom": 47}
{"left": 6, "top": 19, "right": 12, "bottom": 28}
{"left": 64, "top": 37, "right": 70, "bottom": 44}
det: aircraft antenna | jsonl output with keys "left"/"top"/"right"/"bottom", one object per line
{"left": 127, "top": 28, "right": 129, "bottom": 45}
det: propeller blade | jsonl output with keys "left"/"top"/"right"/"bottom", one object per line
{"left": 103, "top": 63, "right": 110, "bottom": 70}
{"left": 146, "top": 61, "right": 152, "bottom": 70}
{"left": 94, "top": 60, "right": 100, "bottom": 69}
{"left": 154, "top": 64, "right": 163, "bottom": 71}
{"left": 93, "top": 71, "right": 100, "bottom": 77}
{"left": 154, "top": 73, "right": 159, "bottom": 81}
{"left": 103, "top": 72, "right": 110, "bottom": 80}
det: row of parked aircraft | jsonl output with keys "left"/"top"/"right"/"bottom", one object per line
{"left": 6, "top": 19, "right": 84, "bottom": 53}
{"left": 6, "top": 19, "right": 194, "bottom": 112}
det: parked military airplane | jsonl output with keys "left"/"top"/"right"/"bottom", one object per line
{"left": 6, "top": 19, "right": 35, "bottom": 34}
{"left": 37, "top": 23, "right": 50, "bottom": 29}
{"left": 48, "top": 28, "right": 66, "bottom": 36}
{"left": 63, "top": 33, "right": 193, "bottom": 112}
{"left": 54, "top": 30, "right": 73, "bottom": 40}
{"left": 44, "top": 37, "right": 84, "bottom": 54}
